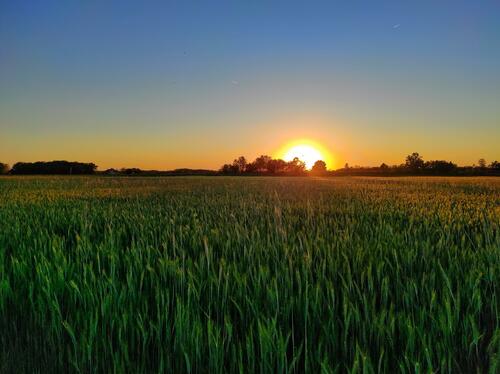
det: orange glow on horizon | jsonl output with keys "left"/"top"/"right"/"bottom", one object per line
{"left": 276, "top": 139, "right": 334, "bottom": 170}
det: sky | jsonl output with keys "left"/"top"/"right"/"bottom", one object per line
{"left": 1, "top": 1, "right": 499, "bottom": 170}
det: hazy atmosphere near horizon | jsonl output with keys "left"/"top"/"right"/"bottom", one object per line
{"left": 1, "top": 1, "right": 499, "bottom": 170}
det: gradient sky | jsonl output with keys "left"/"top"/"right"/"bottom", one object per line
{"left": 1, "top": 1, "right": 499, "bottom": 170}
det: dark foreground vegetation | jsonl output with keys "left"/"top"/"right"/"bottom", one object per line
{"left": 0, "top": 162, "right": 215, "bottom": 176}
{"left": 0, "top": 176, "right": 498, "bottom": 372}
{"left": 8, "top": 161, "right": 97, "bottom": 175}
{"left": 219, "top": 153, "right": 500, "bottom": 176}
{"left": 102, "top": 168, "right": 217, "bottom": 176}
{"left": 2, "top": 153, "right": 499, "bottom": 177}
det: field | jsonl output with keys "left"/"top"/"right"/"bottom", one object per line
{"left": 0, "top": 176, "right": 499, "bottom": 373}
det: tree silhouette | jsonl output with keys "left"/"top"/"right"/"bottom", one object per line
{"left": 311, "top": 160, "right": 327, "bottom": 175}
{"left": 244, "top": 161, "right": 257, "bottom": 173}
{"left": 120, "top": 168, "right": 142, "bottom": 175}
{"left": 220, "top": 155, "right": 305, "bottom": 175}
{"left": 267, "top": 159, "right": 287, "bottom": 174}
{"left": 219, "top": 164, "right": 231, "bottom": 174}
{"left": 478, "top": 158, "right": 487, "bottom": 168}
{"left": 490, "top": 161, "right": 500, "bottom": 170}
{"left": 405, "top": 152, "right": 424, "bottom": 170}
{"left": 253, "top": 155, "right": 272, "bottom": 173}
{"left": 286, "top": 157, "right": 306, "bottom": 175}
{"left": 11, "top": 161, "right": 96, "bottom": 175}
{"left": 219, "top": 152, "right": 499, "bottom": 176}
{"left": 424, "top": 160, "right": 457, "bottom": 174}
{"left": 232, "top": 156, "right": 247, "bottom": 173}
{"left": 0, "top": 163, "right": 9, "bottom": 174}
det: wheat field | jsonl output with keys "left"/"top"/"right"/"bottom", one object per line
{"left": 0, "top": 176, "right": 499, "bottom": 373}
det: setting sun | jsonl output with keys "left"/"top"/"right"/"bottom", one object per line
{"left": 277, "top": 140, "right": 333, "bottom": 170}
{"left": 284, "top": 145, "right": 322, "bottom": 170}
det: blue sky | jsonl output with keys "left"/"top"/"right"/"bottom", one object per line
{"left": 1, "top": 1, "right": 499, "bottom": 169}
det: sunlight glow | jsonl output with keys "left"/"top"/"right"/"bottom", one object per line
{"left": 277, "top": 140, "right": 333, "bottom": 170}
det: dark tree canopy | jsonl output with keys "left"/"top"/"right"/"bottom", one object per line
{"left": 267, "top": 159, "right": 287, "bottom": 174}
{"left": 233, "top": 156, "right": 247, "bottom": 174}
{"left": 120, "top": 168, "right": 142, "bottom": 175}
{"left": 405, "top": 152, "right": 424, "bottom": 170}
{"left": 285, "top": 157, "right": 306, "bottom": 175}
{"left": 0, "top": 163, "right": 9, "bottom": 175}
{"left": 220, "top": 155, "right": 307, "bottom": 176}
{"left": 311, "top": 160, "right": 327, "bottom": 174}
{"left": 424, "top": 160, "right": 457, "bottom": 174}
{"left": 11, "top": 161, "right": 97, "bottom": 175}
{"left": 490, "top": 161, "right": 500, "bottom": 170}
{"left": 253, "top": 155, "right": 273, "bottom": 172}
{"left": 220, "top": 151, "right": 500, "bottom": 177}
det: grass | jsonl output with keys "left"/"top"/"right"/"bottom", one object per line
{"left": 0, "top": 176, "right": 499, "bottom": 373}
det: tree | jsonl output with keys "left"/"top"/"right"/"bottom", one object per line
{"left": 490, "top": 161, "right": 500, "bottom": 170}
{"left": 232, "top": 156, "right": 247, "bottom": 174}
{"left": 344, "top": 163, "right": 349, "bottom": 170}
{"left": 0, "top": 163, "right": 9, "bottom": 175}
{"left": 311, "top": 160, "right": 327, "bottom": 175}
{"left": 285, "top": 157, "right": 306, "bottom": 175}
{"left": 405, "top": 152, "right": 424, "bottom": 170}
{"left": 267, "top": 159, "right": 287, "bottom": 174}
{"left": 103, "top": 168, "right": 119, "bottom": 175}
{"left": 380, "top": 163, "right": 389, "bottom": 170}
{"left": 424, "top": 160, "right": 457, "bottom": 174}
{"left": 11, "top": 161, "right": 97, "bottom": 175}
{"left": 120, "top": 168, "right": 142, "bottom": 175}
{"left": 478, "top": 158, "right": 487, "bottom": 168}
{"left": 219, "top": 164, "right": 232, "bottom": 174}
{"left": 244, "top": 162, "right": 257, "bottom": 174}
{"left": 253, "top": 155, "right": 272, "bottom": 173}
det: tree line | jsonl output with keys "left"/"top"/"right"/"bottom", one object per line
{"left": 0, "top": 153, "right": 499, "bottom": 176}
{"left": 220, "top": 155, "right": 327, "bottom": 176}
{"left": 336, "top": 153, "right": 500, "bottom": 176}
{"left": 219, "top": 152, "right": 500, "bottom": 176}
{"left": 0, "top": 161, "right": 216, "bottom": 176}
{"left": 102, "top": 168, "right": 217, "bottom": 176}
{"left": 0, "top": 161, "right": 97, "bottom": 175}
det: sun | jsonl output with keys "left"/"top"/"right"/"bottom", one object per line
{"left": 277, "top": 140, "right": 332, "bottom": 170}
{"left": 284, "top": 145, "right": 322, "bottom": 170}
